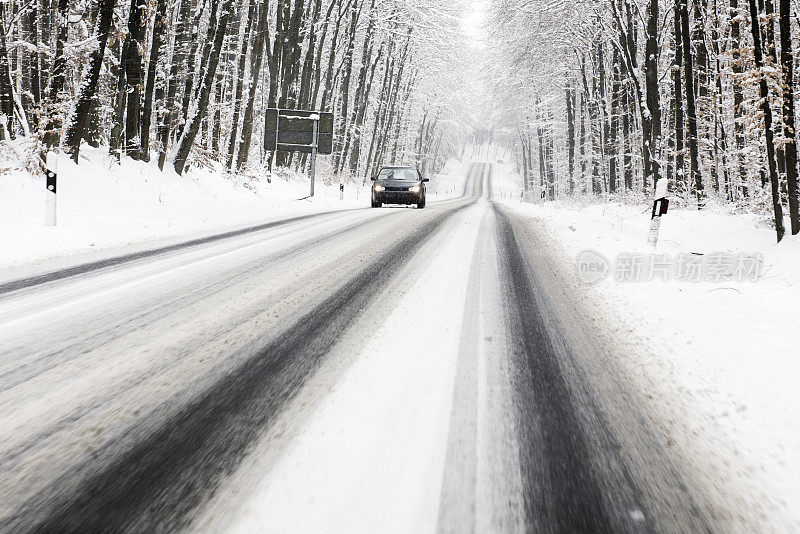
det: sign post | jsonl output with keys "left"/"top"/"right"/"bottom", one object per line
{"left": 264, "top": 109, "right": 333, "bottom": 198}
{"left": 45, "top": 151, "right": 58, "bottom": 226}
{"left": 647, "top": 178, "right": 669, "bottom": 247}
{"left": 310, "top": 115, "right": 318, "bottom": 197}
{"left": 271, "top": 112, "right": 279, "bottom": 175}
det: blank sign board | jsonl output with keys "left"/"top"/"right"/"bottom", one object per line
{"left": 264, "top": 109, "right": 334, "bottom": 155}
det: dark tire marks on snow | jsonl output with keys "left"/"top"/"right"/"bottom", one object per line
{"left": 7, "top": 200, "right": 481, "bottom": 533}
{"left": 0, "top": 209, "right": 363, "bottom": 296}
{"left": 493, "top": 202, "right": 713, "bottom": 533}
{"left": 494, "top": 202, "right": 624, "bottom": 533}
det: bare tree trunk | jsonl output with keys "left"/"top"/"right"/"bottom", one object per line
{"left": 708, "top": 0, "right": 731, "bottom": 198}
{"left": 343, "top": 0, "right": 378, "bottom": 174}
{"left": 280, "top": 0, "right": 306, "bottom": 109}
{"left": 566, "top": 81, "right": 575, "bottom": 194}
{"left": 612, "top": 0, "right": 661, "bottom": 193}
{"left": 140, "top": 0, "right": 168, "bottom": 162}
{"left": 609, "top": 49, "right": 621, "bottom": 194}
{"left": 319, "top": 0, "right": 352, "bottom": 111}
{"left": 764, "top": 0, "right": 784, "bottom": 180}
{"left": 779, "top": 0, "right": 800, "bottom": 233}
{"left": 20, "top": 3, "right": 40, "bottom": 129}
{"left": 235, "top": 0, "right": 269, "bottom": 171}
{"left": 748, "top": 0, "right": 785, "bottom": 241}
{"left": 174, "top": 0, "right": 235, "bottom": 174}
{"left": 537, "top": 119, "right": 546, "bottom": 194}
{"left": 348, "top": 42, "right": 383, "bottom": 175}
{"left": 193, "top": 0, "right": 221, "bottom": 104}
{"left": 109, "top": 39, "right": 127, "bottom": 161}
{"left": 546, "top": 114, "right": 556, "bottom": 199}
{"left": 580, "top": 88, "right": 587, "bottom": 193}
{"left": 692, "top": 1, "right": 715, "bottom": 190}
{"left": 673, "top": 1, "right": 685, "bottom": 189}
{"left": 375, "top": 32, "right": 411, "bottom": 170}
{"left": 730, "top": 0, "right": 748, "bottom": 196}
{"left": 63, "top": 0, "right": 115, "bottom": 161}
{"left": 520, "top": 131, "right": 529, "bottom": 190}
{"left": 298, "top": 0, "right": 322, "bottom": 109}
{"left": 598, "top": 41, "right": 609, "bottom": 193}
{"left": 679, "top": 0, "right": 703, "bottom": 203}
{"left": 158, "top": 0, "right": 193, "bottom": 169}
{"left": 178, "top": 0, "right": 208, "bottom": 137}
{"left": 644, "top": 0, "right": 662, "bottom": 191}
{"left": 582, "top": 58, "right": 600, "bottom": 194}
{"left": 333, "top": 2, "right": 363, "bottom": 172}
{"left": 365, "top": 51, "right": 393, "bottom": 177}
{"left": 42, "top": 0, "right": 69, "bottom": 150}
{"left": 311, "top": 0, "right": 339, "bottom": 108}
{"left": 226, "top": 0, "right": 256, "bottom": 169}
{"left": 122, "top": 0, "right": 146, "bottom": 158}
{"left": 622, "top": 84, "right": 633, "bottom": 191}
{"left": 0, "top": 2, "right": 15, "bottom": 140}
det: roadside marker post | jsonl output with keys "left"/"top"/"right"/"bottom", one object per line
{"left": 647, "top": 178, "right": 669, "bottom": 247}
{"left": 339, "top": 183, "right": 344, "bottom": 200}
{"left": 45, "top": 151, "right": 58, "bottom": 226}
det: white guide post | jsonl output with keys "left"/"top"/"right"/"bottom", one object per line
{"left": 647, "top": 178, "right": 669, "bottom": 247}
{"left": 45, "top": 151, "right": 58, "bottom": 226}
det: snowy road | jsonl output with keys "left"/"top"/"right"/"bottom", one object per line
{"left": 1, "top": 164, "right": 717, "bottom": 532}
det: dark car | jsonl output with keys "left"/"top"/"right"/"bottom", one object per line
{"left": 370, "top": 166, "right": 429, "bottom": 209}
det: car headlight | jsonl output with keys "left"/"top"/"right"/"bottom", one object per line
{"left": 409, "top": 185, "right": 421, "bottom": 193}
{"left": 374, "top": 184, "right": 385, "bottom": 192}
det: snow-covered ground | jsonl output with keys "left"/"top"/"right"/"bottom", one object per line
{"left": 214, "top": 202, "right": 485, "bottom": 534}
{"left": 5, "top": 149, "right": 797, "bottom": 527}
{"left": 0, "top": 143, "right": 465, "bottom": 270}
{"left": 495, "top": 162, "right": 800, "bottom": 526}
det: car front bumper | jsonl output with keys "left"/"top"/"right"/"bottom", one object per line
{"left": 373, "top": 191, "right": 422, "bottom": 204}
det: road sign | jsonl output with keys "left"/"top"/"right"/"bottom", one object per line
{"left": 264, "top": 109, "right": 334, "bottom": 197}
{"left": 264, "top": 109, "right": 334, "bottom": 155}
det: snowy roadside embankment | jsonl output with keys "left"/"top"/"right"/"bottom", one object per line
{"left": 497, "top": 165, "right": 800, "bottom": 526}
{"left": 0, "top": 143, "right": 465, "bottom": 271}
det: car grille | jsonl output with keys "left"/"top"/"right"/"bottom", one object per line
{"left": 386, "top": 186, "right": 410, "bottom": 192}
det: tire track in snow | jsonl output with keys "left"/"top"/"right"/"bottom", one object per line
{"left": 494, "top": 201, "right": 617, "bottom": 532}
{"left": 492, "top": 197, "right": 714, "bottom": 532}
{"left": 4, "top": 172, "right": 483, "bottom": 534}
{"left": 436, "top": 164, "right": 489, "bottom": 533}
{"left": 0, "top": 209, "right": 363, "bottom": 296}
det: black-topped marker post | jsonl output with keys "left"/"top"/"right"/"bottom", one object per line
{"left": 45, "top": 151, "right": 57, "bottom": 226}
{"left": 647, "top": 178, "right": 669, "bottom": 247}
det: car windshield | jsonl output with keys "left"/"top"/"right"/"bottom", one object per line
{"left": 377, "top": 168, "right": 419, "bottom": 181}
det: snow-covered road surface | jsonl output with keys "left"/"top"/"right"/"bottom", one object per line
{"left": 0, "top": 164, "right": 745, "bottom": 532}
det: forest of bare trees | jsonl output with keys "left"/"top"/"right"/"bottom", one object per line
{"left": 0, "top": 0, "right": 468, "bottom": 183}
{"left": 6, "top": 0, "right": 797, "bottom": 241}
{"left": 488, "top": 0, "right": 800, "bottom": 241}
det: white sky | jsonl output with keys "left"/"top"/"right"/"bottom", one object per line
{"left": 462, "top": 0, "right": 488, "bottom": 49}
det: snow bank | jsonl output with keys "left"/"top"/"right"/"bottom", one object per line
{"left": 428, "top": 158, "right": 470, "bottom": 198}
{"left": 498, "top": 162, "right": 800, "bottom": 527}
